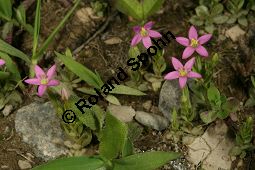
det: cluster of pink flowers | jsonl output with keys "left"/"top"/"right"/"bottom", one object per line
{"left": 164, "top": 26, "right": 212, "bottom": 88}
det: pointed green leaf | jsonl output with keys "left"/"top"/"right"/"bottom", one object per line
{"left": 115, "top": 0, "right": 143, "bottom": 20}
{"left": 0, "top": 39, "right": 30, "bottom": 64}
{"left": 0, "top": 0, "right": 12, "bottom": 19}
{"left": 110, "top": 85, "right": 146, "bottom": 96}
{"left": 113, "top": 151, "right": 180, "bottom": 170}
{"left": 105, "top": 94, "right": 121, "bottom": 105}
{"left": 142, "top": 0, "right": 165, "bottom": 18}
{"left": 99, "top": 111, "right": 128, "bottom": 160}
{"left": 56, "top": 52, "right": 102, "bottom": 88}
{"left": 32, "top": 156, "right": 105, "bottom": 170}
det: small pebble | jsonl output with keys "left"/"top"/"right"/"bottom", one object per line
{"left": 18, "top": 160, "right": 32, "bottom": 170}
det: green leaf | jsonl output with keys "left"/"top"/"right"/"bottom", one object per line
{"left": 110, "top": 85, "right": 146, "bottom": 96}
{"left": 211, "top": 4, "right": 224, "bottom": 16}
{"left": 213, "top": 15, "right": 229, "bottom": 24}
{"left": 32, "top": 156, "right": 105, "bottom": 170}
{"left": 105, "top": 94, "right": 121, "bottom": 105}
{"left": 205, "top": 24, "right": 215, "bottom": 33}
{"left": 77, "top": 87, "right": 97, "bottom": 95}
{"left": 229, "top": 146, "right": 242, "bottom": 156}
{"left": 227, "top": 16, "right": 237, "bottom": 24}
{"left": 56, "top": 52, "right": 102, "bottom": 88}
{"left": 0, "top": 51, "right": 21, "bottom": 81}
{"left": 128, "top": 46, "right": 140, "bottom": 59}
{"left": 238, "top": 16, "right": 248, "bottom": 26}
{"left": 99, "top": 111, "right": 128, "bottom": 160}
{"left": 115, "top": 0, "right": 143, "bottom": 20}
{"left": 15, "top": 4, "right": 27, "bottom": 25}
{"left": 195, "top": 5, "right": 209, "bottom": 17}
{"left": 2, "top": 22, "right": 13, "bottom": 39}
{"left": 142, "top": 0, "right": 165, "bottom": 18}
{"left": 113, "top": 151, "right": 181, "bottom": 170}
{"left": 0, "top": 71, "right": 10, "bottom": 79}
{"left": 0, "top": 39, "right": 30, "bottom": 64}
{"left": 122, "top": 137, "right": 134, "bottom": 157}
{"left": 217, "top": 110, "right": 229, "bottom": 119}
{"left": 200, "top": 111, "right": 217, "bottom": 124}
{"left": 0, "top": 0, "right": 12, "bottom": 20}
{"left": 189, "top": 16, "right": 204, "bottom": 26}
{"left": 207, "top": 84, "right": 221, "bottom": 104}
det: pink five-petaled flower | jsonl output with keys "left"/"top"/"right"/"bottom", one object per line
{"left": 0, "top": 59, "right": 5, "bottom": 66}
{"left": 131, "top": 21, "right": 162, "bottom": 49}
{"left": 25, "top": 65, "right": 60, "bottom": 97}
{"left": 176, "top": 26, "right": 212, "bottom": 59}
{"left": 164, "top": 57, "right": 202, "bottom": 89}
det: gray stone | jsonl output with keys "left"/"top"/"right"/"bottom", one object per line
{"left": 135, "top": 111, "right": 169, "bottom": 131}
{"left": 158, "top": 80, "right": 181, "bottom": 120}
{"left": 107, "top": 105, "right": 136, "bottom": 122}
{"left": 15, "top": 102, "right": 68, "bottom": 161}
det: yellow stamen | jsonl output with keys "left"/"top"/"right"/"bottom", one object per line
{"left": 179, "top": 69, "right": 187, "bottom": 77}
{"left": 140, "top": 27, "right": 148, "bottom": 37}
{"left": 190, "top": 38, "right": 199, "bottom": 48}
{"left": 40, "top": 78, "right": 48, "bottom": 85}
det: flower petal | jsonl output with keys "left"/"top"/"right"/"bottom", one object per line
{"left": 182, "top": 47, "right": 195, "bottom": 59}
{"left": 133, "top": 26, "right": 141, "bottom": 33}
{"left": 144, "top": 21, "right": 154, "bottom": 30}
{"left": 164, "top": 71, "right": 180, "bottom": 80}
{"left": 188, "top": 26, "right": 198, "bottom": 40}
{"left": 176, "top": 37, "right": 189, "bottom": 46}
{"left": 0, "top": 59, "right": 5, "bottom": 66}
{"left": 38, "top": 85, "right": 47, "bottom": 97}
{"left": 184, "top": 57, "right": 195, "bottom": 71}
{"left": 35, "top": 65, "right": 46, "bottom": 78}
{"left": 179, "top": 77, "right": 187, "bottom": 89}
{"left": 148, "top": 30, "right": 162, "bottom": 38}
{"left": 172, "top": 57, "right": 183, "bottom": 70}
{"left": 47, "top": 79, "right": 60, "bottom": 86}
{"left": 47, "top": 64, "right": 56, "bottom": 80}
{"left": 198, "top": 34, "right": 212, "bottom": 44}
{"left": 196, "top": 45, "right": 209, "bottom": 57}
{"left": 131, "top": 34, "right": 142, "bottom": 46}
{"left": 187, "top": 71, "right": 202, "bottom": 78}
{"left": 142, "top": 36, "right": 152, "bottom": 48}
{"left": 24, "top": 78, "right": 40, "bottom": 85}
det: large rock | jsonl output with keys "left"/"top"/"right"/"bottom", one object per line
{"left": 135, "top": 111, "right": 169, "bottom": 131}
{"left": 158, "top": 80, "right": 181, "bottom": 120}
{"left": 15, "top": 102, "right": 68, "bottom": 161}
{"left": 187, "top": 120, "right": 235, "bottom": 170}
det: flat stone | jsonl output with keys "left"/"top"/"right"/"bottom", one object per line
{"left": 225, "top": 25, "right": 245, "bottom": 42}
{"left": 107, "top": 105, "right": 136, "bottom": 122}
{"left": 187, "top": 120, "right": 234, "bottom": 170}
{"left": 15, "top": 102, "right": 68, "bottom": 161}
{"left": 158, "top": 80, "right": 181, "bottom": 120}
{"left": 135, "top": 111, "right": 169, "bottom": 131}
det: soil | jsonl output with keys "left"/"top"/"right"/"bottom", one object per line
{"left": 0, "top": 0, "right": 255, "bottom": 169}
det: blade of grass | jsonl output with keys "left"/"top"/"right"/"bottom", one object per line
{"left": 33, "top": 0, "right": 81, "bottom": 61}
{"left": 32, "top": 0, "right": 41, "bottom": 57}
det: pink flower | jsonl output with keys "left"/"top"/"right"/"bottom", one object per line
{"left": 164, "top": 57, "right": 202, "bottom": 88}
{"left": 0, "top": 59, "right": 5, "bottom": 66}
{"left": 131, "top": 21, "right": 162, "bottom": 49}
{"left": 25, "top": 64, "right": 60, "bottom": 97}
{"left": 176, "top": 26, "right": 212, "bottom": 59}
